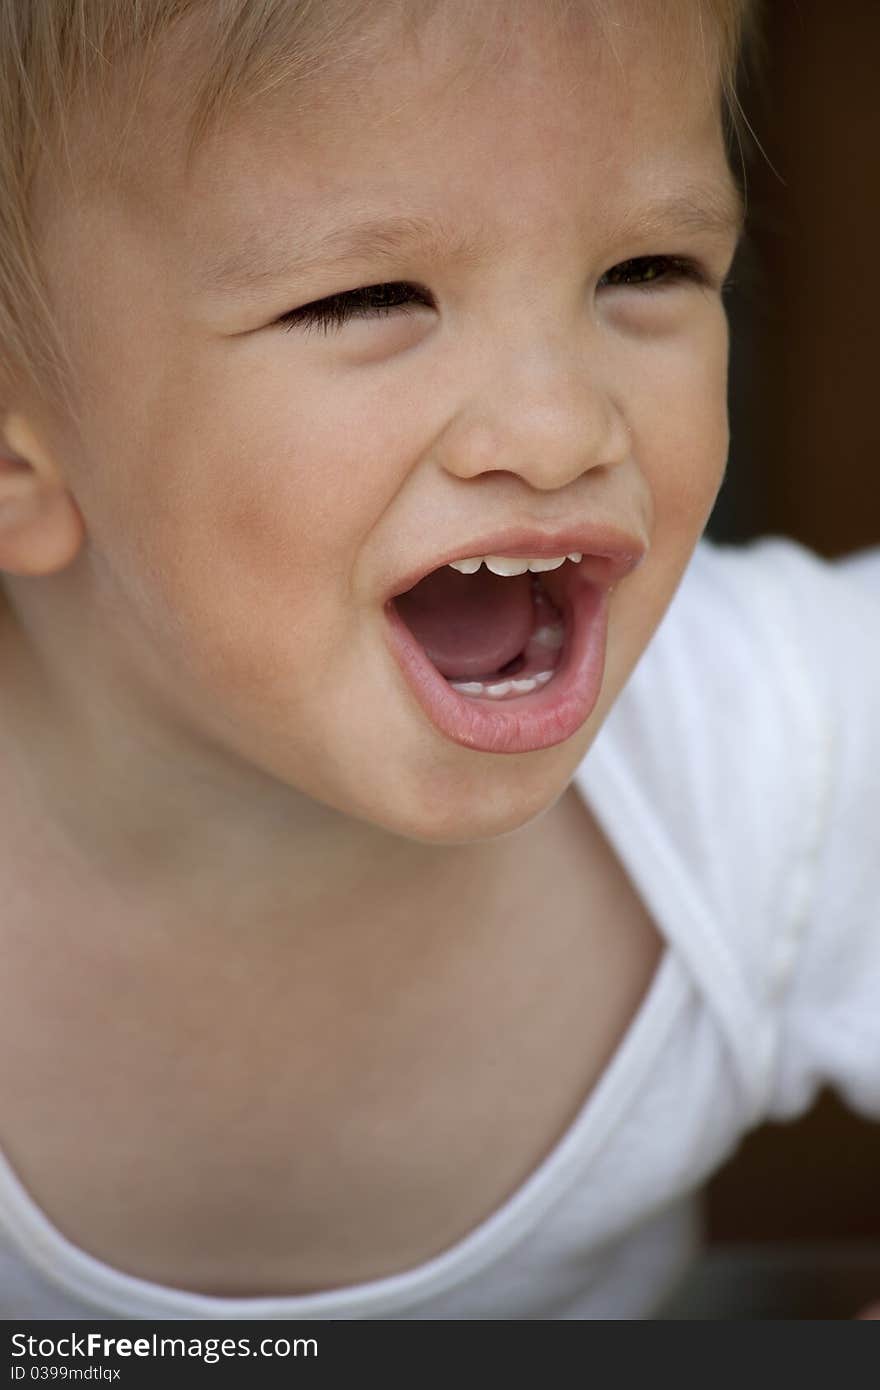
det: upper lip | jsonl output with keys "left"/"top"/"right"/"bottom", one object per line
{"left": 386, "top": 522, "right": 648, "bottom": 600}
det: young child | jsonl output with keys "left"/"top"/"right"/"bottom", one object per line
{"left": 0, "top": 0, "right": 876, "bottom": 1321}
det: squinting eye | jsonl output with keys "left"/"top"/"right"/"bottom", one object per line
{"left": 598, "top": 255, "right": 707, "bottom": 290}
{"left": 275, "top": 256, "right": 714, "bottom": 336}
{"left": 276, "top": 281, "right": 434, "bottom": 334}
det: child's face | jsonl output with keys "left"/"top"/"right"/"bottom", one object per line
{"left": 28, "top": 1, "right": 741, "bottom": 843}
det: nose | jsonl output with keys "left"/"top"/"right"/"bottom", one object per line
{"left": 433, "top": 338, "right": 630, "bottom": 493}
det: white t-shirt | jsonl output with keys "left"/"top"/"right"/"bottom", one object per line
{"left": 1, "top": 537, "right": 878, "bottom": 1320}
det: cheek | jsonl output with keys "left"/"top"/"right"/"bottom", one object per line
{"left": 607, "top": 322, "right": 729, "bottom": 665}
{"left": 83, "top": 368, "right": 416, "bottom": 700}
{"left": 130, "top": 450, "right": 346, "bottom": 651}
{"left": 635, "top": 319, "right": 730, "bottom": 538}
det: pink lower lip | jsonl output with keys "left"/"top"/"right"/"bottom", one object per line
{"left": 382, "top": 572, "right": 609, "bottom": 755}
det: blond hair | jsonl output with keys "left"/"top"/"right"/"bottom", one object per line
{"left": 0, "top": 0, "right": 759, "bottom": 420}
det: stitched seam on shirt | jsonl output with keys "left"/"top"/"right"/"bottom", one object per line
{"left": 745, "top": 544, "right": 837, "bottom": 1081}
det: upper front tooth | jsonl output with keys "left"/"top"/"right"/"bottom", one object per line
{"left": 525, "top": 556, "right": 568, "bottom": 573}
{"left": 484, "top": 556, "right": 534, "bottom": 576}
{"left": 447, "top": 554, "right": 572, "bottom": 576}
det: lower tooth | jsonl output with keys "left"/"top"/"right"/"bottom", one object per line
{"left": 534, "top": 624, "right": 565, "bottom": 650}
{"left": 449, "top": 670, "right": 555, "bottom": 699}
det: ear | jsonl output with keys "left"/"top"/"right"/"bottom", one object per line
{"left": 0, "top": 412, "right": 86, "bottom": 576}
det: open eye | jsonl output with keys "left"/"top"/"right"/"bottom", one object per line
{"left": 598, "top": 255, "right": 708, "bottom": 290}
{"left": 276, "top": 281, "right": 434, "bottom": 334}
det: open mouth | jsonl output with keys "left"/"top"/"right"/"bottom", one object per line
{"left": 382, "top": 541, "right": 640, "bottom": 754}
{"left": 391, "top": 563, "right": 569, "bottom": 702}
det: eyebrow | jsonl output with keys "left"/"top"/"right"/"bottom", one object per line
{"left": 200, "top": 181, "right": 745, "bottom": 297}
{"left": 199, "top": 213, "right": 493, "bottom": 295}
{"left": 608, "top": 179, "right": 746, "bottom": 254}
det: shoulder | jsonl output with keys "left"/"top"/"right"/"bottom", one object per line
{"left": 609, "top": 534, "right": 880, "bottom": 776}
{"left": 594, "top": 537, "right": 833, "bottom": 837}
{"left": 608, "top": 533, "right": 880, "bottom": 895}
{"left": 577, "top": 537, "right": 880, "bottom": 1115}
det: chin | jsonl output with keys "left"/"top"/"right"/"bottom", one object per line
{"left": 360, "top": 738, "right": 586, "bottom": 847}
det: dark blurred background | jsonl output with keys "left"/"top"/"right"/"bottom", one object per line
{"left": 698, "top": 0, "right": 880, "bottom": 1308}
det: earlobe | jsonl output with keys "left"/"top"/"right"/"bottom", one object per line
{"left": 0, "top": 412, "right": 85, "bottom": 576}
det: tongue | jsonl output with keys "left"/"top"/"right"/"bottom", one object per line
{"left": 394, "top": 567, "right": 535, "bottom": 679}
